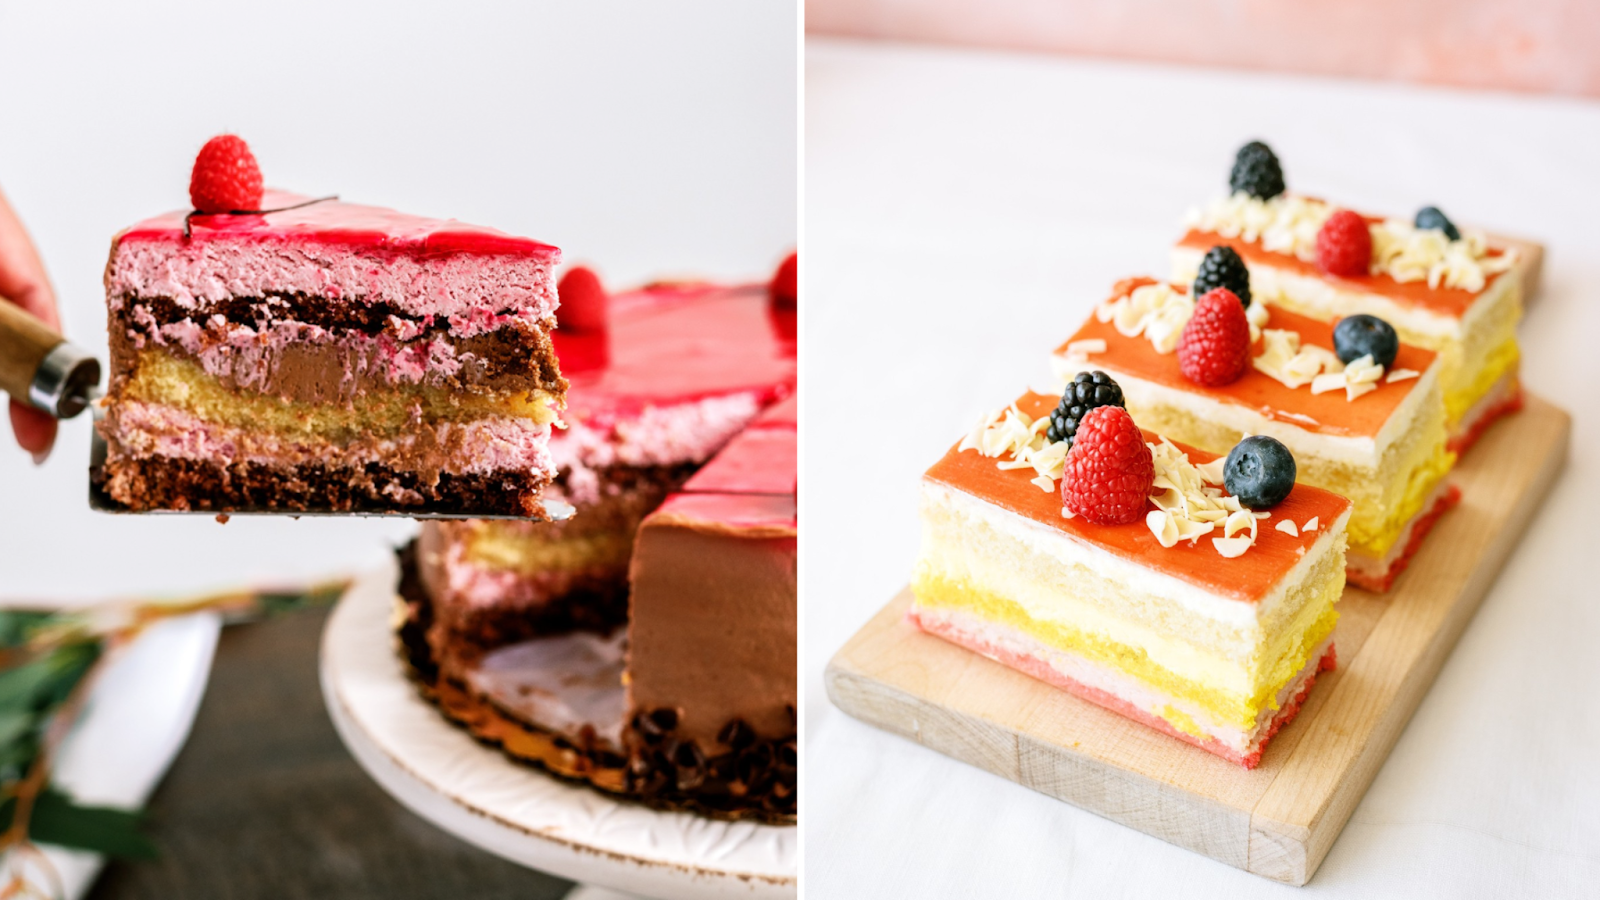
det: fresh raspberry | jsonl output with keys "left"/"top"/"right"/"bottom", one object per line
{"left": 770, "top": 251, "right": 797, "bottom": 309}
{"left": 1177, "top": 288, "right": 1252, "bottom": 386}
{"left": 1315, "top": 209, "right": 1372, "bottom": 278}
{"left": 1061, "top": 406, "right": 1155, "bottom": 526}
{"left": 189, "top": 135, "right": 264, "bottom": 214}
{"left": 556, "top": 266, "right": 607, "bottom": 333}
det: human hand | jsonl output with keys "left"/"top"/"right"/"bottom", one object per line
{"left": 0, "top": 184, "right": 60, "bottom": 463}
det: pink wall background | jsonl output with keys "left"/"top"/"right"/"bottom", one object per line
{"left": 807, "top": 0, "right": 1600, "bottom": 97}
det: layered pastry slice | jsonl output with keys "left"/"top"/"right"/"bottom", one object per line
{"left": 402, "top": 271, "right": 797, "bottom": 821}
{"left": 913, "top": 391, "right": 1352, "bottom": 768}
{"left": 97, "top": 190, "right": 566, "bottom": 516}
{"left": 1172, "top": 141, "right": 1528, "bottom": 452}
{"left": 1055, "top": 278, "right": 1455, "bottom": 591}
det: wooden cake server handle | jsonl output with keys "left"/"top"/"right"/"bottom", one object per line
{"left": 0, "top": 295, "right": 101, "bottom": 419}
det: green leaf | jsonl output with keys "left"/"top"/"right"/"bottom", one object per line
{"left": 0, "top": 611, "right": 56, "bottom": 650}
{"left": 0, "top": 789, "right": 157, "bottom": 860}
{"left": 0, "top": 642, "right": 99, "bottom": 715}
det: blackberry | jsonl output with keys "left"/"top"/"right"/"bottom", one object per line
{"left": 1229, "top": 141, "right": 1285, "bottom": 201}
{"left": 1047, "top": 371, "right": 1125, "bottom": 446}
{"left": 1192, "top": 245, "right": 1252, "bottom": 309}
{"left": 1224, "top": 436, "right": 1296, "bottom": 510}
{"left": 1414, "top": 206, "right": 1461, "bottom": 242}
{"left": 1333, "top": 314, "right": 1399, "bottom": 368}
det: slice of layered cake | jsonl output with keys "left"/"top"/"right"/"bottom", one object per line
{"left": 913, "top": 391, "right": 1351, "bottom": 768}
{"left": 1172, "top": 141, "right": 1528, "bottom": 452}
{"left": 96, "top": 137, "right": 566, "bottom": 516}
{"left": 1054, "top": 278, "right": 1455, "bottom": 591}
{"left": 402, "top": 267, "right": 797, "bottom": 821}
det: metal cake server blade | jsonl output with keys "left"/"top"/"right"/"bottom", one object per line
{"left": 3, "top": 295, "right": 569, "bottom": 522}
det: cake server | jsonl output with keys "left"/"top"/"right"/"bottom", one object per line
{"left": 0, "top": 295, "right": 570, "bottom": 520}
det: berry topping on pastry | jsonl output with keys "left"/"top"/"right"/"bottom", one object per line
{"left": 1192, "top": 244, "right": 1253, "bottom": 309}
{"left": 1177, "top": 288, "right": 1252, "bottom": 387}
{"left": 1224, "top": 435, "right": 1297, "bottom": 510}
{"left": 1333, "top": 314, "right": 1399, "bottom": 369}
{"left": 1315, "top": 209, "right": 1373, "bottom": 278}
{"left": 1229, "top": 141, "right": 1285, "bottom": 201}
{"left": 1061, "top": 406, "right": 1155, "bottom": 526}
{"left": 189, "top": 134, "right": 264, "bottom": 214}
{"left": 1047, "top": 370, "right": 1126, "bottom": 446}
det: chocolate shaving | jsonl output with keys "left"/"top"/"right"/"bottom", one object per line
{"left": 183, "top": 194, "right": 339, "bottom": 239}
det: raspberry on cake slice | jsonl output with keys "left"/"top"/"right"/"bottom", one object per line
{"left": 97, "top": 136, "right": 567, "bottom": 516}
{"left": 1173, "top": 140, "right": 1529, "bottom": 453}
{"left": 1055, "top": 277, "right": 1456, "bottom": 592}
{"left": 913, "top": 388, "right": 1352, "bottom": 768}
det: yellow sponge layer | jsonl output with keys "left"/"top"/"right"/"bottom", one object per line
{"left": 462, "top": 522, "right": 632, "bottom": 575}
{"left": 910, "top": 570, "right": 1339, "bottom": 730}
{"left": 123, "top": 348, "right": 559, "bottom": 441}
{"left": 1445, "top": 334, "right": 1519, "bottom": 428}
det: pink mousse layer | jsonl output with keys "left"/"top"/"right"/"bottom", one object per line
{"left": 107, "top": 400, "right": 554, "bottom": 478}
{"left": 551, "top": 391, "right": 763, "bottom": 505}
{"left": 910, "top": 606, "right": 1335, "bottom": 768}
{"left": 108, "top": 191, "right": 559, "bottom": 323}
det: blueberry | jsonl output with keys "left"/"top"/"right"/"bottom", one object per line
{"left": 1414, "top": 206, "right": 1461, "bottom": 242}
{"left": 1332, "top": 314, "right": 1399, "bottom": 368}
{"left": 1223, "top": 436, "right": 1296, "bottom": 510}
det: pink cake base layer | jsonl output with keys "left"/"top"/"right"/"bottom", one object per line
{"left": 106, "top": 400, "right": 553, "bottom": 478}
{"left": 908, "top": 608, "right": 1336, "bottom": 769}
{"left": 1346, "top": 483, "right": 1462, "bottom": 593}
{"left": 551, "top": 391, "right": 763, "bottom": 505}
{"left": 1448, "top": 370, "right": 1523, "bottom": 455}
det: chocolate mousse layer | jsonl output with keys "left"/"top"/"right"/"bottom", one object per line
{"left": 109, "top": 304, "right": 566, "bottom": 402}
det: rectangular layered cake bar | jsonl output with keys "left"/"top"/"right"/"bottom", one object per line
{"left": 912, "top": 391, "right": 1352, "bottom": 768}
{"left": 1173, "top": 185, "right": 1525, "bottom": 452}
{"left": 1056, "top": 278, "right": 1455, "bottom": 592}
{"left": 97, "top": 191, "right": 567, "bottom": 516}
{"left": 418, "top": 280, "right": 796, "bottom": 671}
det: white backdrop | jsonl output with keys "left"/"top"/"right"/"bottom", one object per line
{"left": 805, "top": 38, "right": 1600, "bottom": 898}
{"left": 0, "top": 1, "right": 796, "bottom": 603}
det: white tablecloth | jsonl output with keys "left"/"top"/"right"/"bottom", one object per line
{"left": 804, "top": 38, "right": 1600, "bottom": 897}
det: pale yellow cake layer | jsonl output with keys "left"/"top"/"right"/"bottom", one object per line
{"left": 1122, "top": 382, "right": 1453, "bottom": 559}
{"left": 912, "top": 497, "right": 1345, "bottom": 728}
{"left": 121, "top": 348, "right": 559, "bottom": 442}
{"left": 911, "top": 569, "right": 1339, "bottom": 730}
{"left": 459, "top": 522, "right": 633, "bottom": 575}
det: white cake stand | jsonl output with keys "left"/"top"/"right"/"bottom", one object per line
{"left": 319, "top": 561, "right": 796, "bottom": 900}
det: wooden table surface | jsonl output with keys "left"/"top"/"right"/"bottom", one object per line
{"left": 87, "top": 605, "right": 574, "bottom": 900}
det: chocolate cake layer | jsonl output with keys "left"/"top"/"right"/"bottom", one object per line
{"left": 115, "top": 290, "right": 534, "bottom": 335}
{"left": 95, "top": 455, "right": 547, "bottom": 516}
{"left": 396, "top": 545, "right": 794, "bottom": 822}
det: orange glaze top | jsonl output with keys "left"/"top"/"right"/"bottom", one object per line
{"left": 1061, "top": 279, "right": 1437, "bottom": 440}
{"left": 1177, "top": 220, "right": 1512, "bottom": 321}
{"left": 923, "top": 391, "right": 1352, "bottom": 604}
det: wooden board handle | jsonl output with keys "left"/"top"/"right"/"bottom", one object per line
{"left": 0, "top": 294, "right": 65, "bottom": 404}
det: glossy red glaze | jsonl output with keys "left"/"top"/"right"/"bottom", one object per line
{"left": 118, "top": 190, "right": 560, "bottom": 261}
{"left": 923, "top": 391, "right": 1353, "bottom": 604}
{"left": 1065, "top": 279, "right": 1437, "bottom": 440}
{"left": 552, "top": 283, "right": 797, "bottom": 427}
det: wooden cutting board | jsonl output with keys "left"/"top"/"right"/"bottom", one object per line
{"left": 826, "top": 394, "right": 1569, "bottom": 886}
